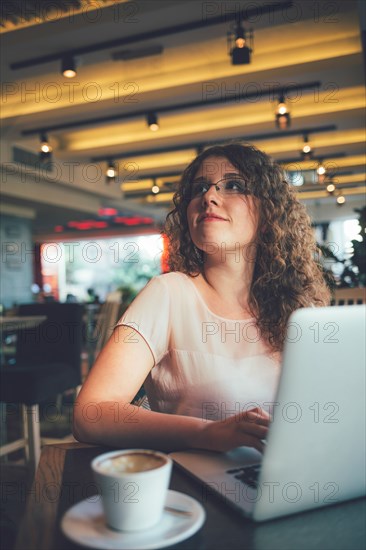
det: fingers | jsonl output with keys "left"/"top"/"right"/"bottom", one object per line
{"left": 209, "top": 407, "right": 271, "bottom": 454}
{"left": 254, "top": 440, "right": 265, "bottom": 454}
{"left": 247, "top": 411, "right": 270, "bottom": 426}
{"left": 239, "top": 421, "right": 269, "bottom": 439}
{"left": 248, "top": 406, "right": 271, "bottom": 420}
{"left": 243, "top": 434, "right": 265, "bottom": 454}
{"left": 239, "top": 407, "right": 271, "bottom": 427}
{"left": 236, "top": 410, "right": 269, "bottom": 447}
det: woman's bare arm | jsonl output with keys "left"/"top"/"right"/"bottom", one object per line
{"left": 73, "top": 325, "right": 269, "bottom": 453}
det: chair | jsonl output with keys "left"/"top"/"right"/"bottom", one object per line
{"left": 0, "top": 303, "right": 84, "bottom": 473}
{"left": 132, "top": 387, "right": 151, "bottom": 410}
{"left": 91, "top": 291, "right": 152, "bottom": 409}
{"left": 332, "top": 287, "right": 366, "bottom": 306}
{"left": 92, "top": 290, "right": 122, "bottom": 363}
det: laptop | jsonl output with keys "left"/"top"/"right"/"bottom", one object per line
{"left": 170, "top": 305, "right": 366, "bottom": 521}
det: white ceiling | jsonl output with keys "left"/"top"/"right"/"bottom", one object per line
{"left": 0, "top": 0, "right": 365, "bottom": 236}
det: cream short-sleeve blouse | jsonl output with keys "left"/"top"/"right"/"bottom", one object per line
{"left": 116, "top": 272, "right": 281, "bottom": 421}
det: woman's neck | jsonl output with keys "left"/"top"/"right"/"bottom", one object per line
{"left": 200, "top": 249, "right": 256, "bottom": 312}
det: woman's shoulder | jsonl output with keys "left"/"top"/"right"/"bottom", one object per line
{"left": 145, "top": 272, "right": 198, "bottom": 304}
{"left": 152, "top": 271, "right": 192, "bottom": 287}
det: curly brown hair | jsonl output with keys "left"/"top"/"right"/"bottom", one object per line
{"left": 164, "top": 143, "right": 330, "bottom": 351}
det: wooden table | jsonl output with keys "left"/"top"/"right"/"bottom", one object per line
{"left": 0, "top": 315, "right": 47, "bottom": 362}
{"left": 0, "top": 316, "right": 47, "bottom": 330}
{"left": 15, "top": 443, "right": 366, "bottom": 550}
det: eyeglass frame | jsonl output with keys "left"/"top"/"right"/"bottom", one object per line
{"left": 185, "top": 176, "right": 252, "bottom": 201}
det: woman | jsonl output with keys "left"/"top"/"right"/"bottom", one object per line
{"left": 73, "top": 143, "right": 330, "bottom": 453}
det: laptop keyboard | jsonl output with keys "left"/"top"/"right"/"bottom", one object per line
{"left": 226, "top": 464, "right": 261, "bottom": 489}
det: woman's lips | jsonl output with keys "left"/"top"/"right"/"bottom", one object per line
{"left": 199, "top": 215, "right": 227, "bottom": 223}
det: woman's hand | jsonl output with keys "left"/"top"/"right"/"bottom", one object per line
{"left": 198, "top": 407, "right": 271, "bottom": 453}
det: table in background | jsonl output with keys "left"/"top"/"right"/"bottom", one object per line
{"left": 0, "top": 315, "right": 47, "bottom": 363}
{"left": 0, "top": 314, "right": 48, "bottom": 373}
{"left": 0, "top": 316, "right": 47, "bottom": 330}
{"left": 15, "top": 443, "right": 366, "bottom": 550}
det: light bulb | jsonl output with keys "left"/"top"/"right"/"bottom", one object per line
{"left": 61, "top": 55, "right": 76, "bottom": 78}
{"left": 277, "top": 103, "right": 287, "bottom": 115}
{"left": 106, "top": 168, "right": 116, "bottom": 178}
{"left": 40, "top": 134, "right": 52, "bottom": 155}
{"left": 147, "top": 113, "right": 159, "bottom": 131}
{"left": 63, "top": 68, "right": 76, "bottom": 78}
{"left": 41, "top": 143, "right": 51, "bottom": 153}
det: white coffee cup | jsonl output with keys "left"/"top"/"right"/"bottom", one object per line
{"left": 92, "top": 449, "right": 172, "bottom": 531}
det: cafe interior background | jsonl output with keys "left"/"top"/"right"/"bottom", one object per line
{"left": 1, "top": 0, "right": 365, "bottom": 310}
{"left": 0, "top": 0, "right": 365, "bottom": 542}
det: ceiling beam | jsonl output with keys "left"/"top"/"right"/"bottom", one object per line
{"left": 11, "top": 2, "right": 293, "bottom": 69}
{"left": 90, "top": 124, "right": 336, "bottom": 162}
{"left": 21, "top": 80, "right": 320, "bottom": 136}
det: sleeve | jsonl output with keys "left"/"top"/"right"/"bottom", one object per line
{"left": 115, "top": 276, "right": 170, "bottom": 365}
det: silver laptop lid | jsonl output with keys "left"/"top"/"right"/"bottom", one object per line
{"left": 171, "top": 305, "right": 366, "bottom": 521}
{"left": 254, "top": 305, "right": 366, "bottom": 520}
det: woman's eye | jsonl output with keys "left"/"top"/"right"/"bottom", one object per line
{"left": 192, "top": 183, "right": 208, "bottom": 196}
{"left": 226, "top": 179, "right": 245, "bottom": 191}
{"left": 227, "top": 180, "right": 239, "bottom": 189}
{"left": 226, "top": 180, "right": 243, "bottom": 190}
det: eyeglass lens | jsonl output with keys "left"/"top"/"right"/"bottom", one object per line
{"left": 190, "top": 177, "right": 249, "bottom": 198}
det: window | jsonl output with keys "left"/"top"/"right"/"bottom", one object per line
{"left": 40, "top": 234, "right": 163, "bottom": 302}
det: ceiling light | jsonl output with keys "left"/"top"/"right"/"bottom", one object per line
{"left": 147, "top": 113, "right": 159, "bottom": 131}
{"left": 61, "top": 55, "right": 76, "bottom": 78}
{"left": 316, "top": 160, "right": 326, "bottom": 183}
{"left": 301, "top": 135, "right": 312, "bottom": 159}
{"left": 39, "top": 133, "right": 52, "bottom": 162}
{"left": 336, "top": 194, "right": 345, "bottom": 205}
{"left": 275, "top": 95, "right": 290, "bottom": 129}
{"left": 326, "top": 183, "right": 336, "bottom": 194}
{"left": 106, "top": 160, "right": 117, "bottom": 183}
{"left": 151, "top": 184, "right": 160, "bottom": 194}
{"left": 40, "top": 133, "right": 51, "bottom": 153}
{"left": 228, "top": 20, "right": 253, "bottom": 65}
{"left": 317, "top": 165, "right": 326, "bottom": 176}
{"left": 316, "top": 162, "right": 326, "bottom": 175}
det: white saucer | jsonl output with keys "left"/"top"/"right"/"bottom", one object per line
{"left": 61, "top": 489, "right": 206, "bottom": 549}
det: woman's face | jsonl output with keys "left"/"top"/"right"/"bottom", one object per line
{"left": 187, "top": 156, "right": 259, "bottom": 255}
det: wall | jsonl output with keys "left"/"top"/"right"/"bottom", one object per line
{"left": 0, "top": 214, "right": 33, "bottom": 308}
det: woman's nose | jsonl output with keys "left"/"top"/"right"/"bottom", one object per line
{"left": 200, "top": 184, "right": 221, "bottom": 206}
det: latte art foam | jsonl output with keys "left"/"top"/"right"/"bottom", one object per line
{"left": 99, "top": 452, "right": 166, "bottom": 474}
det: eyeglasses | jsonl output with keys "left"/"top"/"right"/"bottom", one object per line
{"left": 188, "top": 176, "right": 250, "bottom": 200}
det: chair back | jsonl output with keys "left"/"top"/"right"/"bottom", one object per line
{"left": 332, "top": 287, "right": 366, "bottom": 306}
{"left": 93, "top": 291, "right": 122, "bottom": 359}
{"left": 15, "top": 303, "right": 84, "bottom": 384}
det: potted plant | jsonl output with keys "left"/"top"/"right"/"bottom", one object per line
{"left": 316, "top": 205, "right": 366, "bottom": 290}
